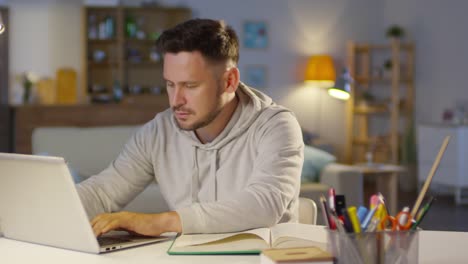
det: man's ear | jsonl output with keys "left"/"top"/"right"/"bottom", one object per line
{"left": 224, "top": 67, "right": 240, "bottom": 93}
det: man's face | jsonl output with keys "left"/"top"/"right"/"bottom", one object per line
{"left": 163, "top": 51, "right": 225, "bottom": 131}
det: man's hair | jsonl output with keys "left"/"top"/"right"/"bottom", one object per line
{"left": 156, "top": 18, "right": 239, "bottom": 65}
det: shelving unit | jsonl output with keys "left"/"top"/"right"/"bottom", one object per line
{"left": 345, "top": 39, "right": 415, "bottom": 164}
{"left": 83, "top": 5, "right": 191, "bottom": 103}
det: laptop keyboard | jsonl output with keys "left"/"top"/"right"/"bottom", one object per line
{"left": 97, "top": 236, "right": 132, "bottom": 246}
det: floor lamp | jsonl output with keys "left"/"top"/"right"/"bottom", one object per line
{"left": 328, "top": 68, "right": 352, "bottom": 100}
{"left": 304, "top": 55, "right": 336, "bottom": 139}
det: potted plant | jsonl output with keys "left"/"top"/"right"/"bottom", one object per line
{"left": 386, "top": 24, "right": 405, "bottom": 39}
{"left": 383, "top": 59, "right": 393, "bottom": 79}
{"left": 358, "top": 90, "right": 375, "bottom": 108}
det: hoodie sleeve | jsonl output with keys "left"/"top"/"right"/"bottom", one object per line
{"left": 76, "top": 121, "right": 156, "bottom": 219}
{"left": 176, "top": 111, "right": 304, "bottom": 234}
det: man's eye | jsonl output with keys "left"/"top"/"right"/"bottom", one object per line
{"left": 166, "top": 82, "right": 174, "bottom": 88}
{"left": 186, "top": 83, "right": 198, "bottom": 88}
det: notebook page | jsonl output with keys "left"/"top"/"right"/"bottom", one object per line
{"left": 270, "top": 223, "right": 328, "bottom": 249}
{"left": 173, "top": 227, "right": 270, "bottom": 247}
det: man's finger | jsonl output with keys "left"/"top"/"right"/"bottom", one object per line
{"left": 91, "top": 213, "right": 105, "bottom": 227}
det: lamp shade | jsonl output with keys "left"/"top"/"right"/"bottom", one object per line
{"left": 304, "top": 55, "right": 336, "bottom": 88}
{"left": 328, "top": 69, "right": 352, "bottom": 100}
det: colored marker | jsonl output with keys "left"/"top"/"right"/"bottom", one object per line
{"left": 411, "top": 197, "right": 435, "bottom": 230}
{"left": 335, "top": 195, "right": 347, "bottom": 217}
{"left": 347, "top": 206, "right": 362, "bottom": 233}
{"left": 357, "top": 206, "right": 368, "bottom": 223}
{"left": 341, "top": 208, "right": 354, "bottom": 233}
{"left": 328, "top": 188, "right": 336, "bottom": 213}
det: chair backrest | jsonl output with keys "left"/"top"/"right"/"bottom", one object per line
{"left": 298, "top": 197, "right": 317, "bottom": 225}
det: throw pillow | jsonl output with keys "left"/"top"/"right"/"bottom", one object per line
{"left": 301, "top": 145, "right": 336, "bottom": 183}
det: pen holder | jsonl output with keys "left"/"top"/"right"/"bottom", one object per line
{"left": 327, "top": 230, "right": 419, "bottom": 264}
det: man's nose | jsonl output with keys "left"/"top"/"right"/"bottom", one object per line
{"left": 171, "top": 87, "right": 185, "bottom": 107}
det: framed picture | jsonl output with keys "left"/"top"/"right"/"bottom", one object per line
{"left": 245, "top": 65, "right": 267, "bottom": 89}
{"left": 243, "top": 21, "right": 268, "bottom": 49}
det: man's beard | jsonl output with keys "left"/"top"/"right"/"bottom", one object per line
{"left": 173, "top": 84, "right": 224, "bottom": 131}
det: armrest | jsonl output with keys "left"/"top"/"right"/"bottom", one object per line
{"left": 320, "top": 163, "right": 363, "bottom": 206}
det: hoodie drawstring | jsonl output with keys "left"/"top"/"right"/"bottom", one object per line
{"left": 210, "top": 149, "right": 218, "bottom": 201}
{"left": 191, "top": 146, "right": 199, "bottom": 203}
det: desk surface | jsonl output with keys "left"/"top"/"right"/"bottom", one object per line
{"left": 1, "top": 230, "right": 467, "bottom": 264}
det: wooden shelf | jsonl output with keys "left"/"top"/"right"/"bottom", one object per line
{"left": 125, "top": 61, "right": 162, "bottom": 67}
{"left": 84, "top": 6, "right": 191, "bottom": 101}
{"left": 354, "top": 43, "right": 414, "bottom": 52}
{"left": 88, "top": 39, "right": 118, "bottom": 44}
{"left": 355, "top": 76, "right": 414, "bottom": 84}
{"left": 88, "top": 61, "right": 119, "bottom": 67}
{"left": 353, "top": 104, "right": 389, "bottom": 115}
{"left": 345, "top": 39, "right": 415, "bottom": 164}
{"left": 125, "top": 38, "right": 157, "bottom": 45}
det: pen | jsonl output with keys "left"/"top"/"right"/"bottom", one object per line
{"left": 378, "top": 192, "right": 391, "bottom": 216}
{"left": 411, "top": 196, "right": 435, "bottom": 230}
{"left": 335, "top": 195, "right": 347, "bottom": 217}
{"left": 361, "top": 205, "right": 377, "bottom": 230}
{"left": 366, "top": 218, "right": 380, "bottom": 232}
{"left": 341, "top": 208, "right": 354, "bottom": 233}
{"left": 328, "top": 188, "right": 336, "bottom": 213}
{"left": 370, "top": 194, "right": 380, "bottom": 209}
{"left": 319, "top": 195, "right": 336, "bottom": 230}
{"left": 347, "top": 206, "right": 362, "bottom": 233}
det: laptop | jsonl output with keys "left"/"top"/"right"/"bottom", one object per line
{"left": 0, "top": 152, "right": 173, "bottom": 253}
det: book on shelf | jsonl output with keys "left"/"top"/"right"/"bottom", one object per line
{"left": 261, "top": 247, "right": 334, "bottom": 264}
{"left": 167, "top": 223, "right": 329, "bottom": 255}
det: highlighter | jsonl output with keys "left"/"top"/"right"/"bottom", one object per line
{"left": 347, "top": 206, "right": 362, "bottom": 233}
{"left": 357, "top": 206, "right": 368, "bottom": 223}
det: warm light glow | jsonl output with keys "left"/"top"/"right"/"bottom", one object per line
{"left": 0, "top": 13, "right": 4, "bottom": 35}
{"left": 304, "top": 55, "right": 336, "bottom": 88}
{"left": 328, "top": 88, "right": 350, "bottom": 100}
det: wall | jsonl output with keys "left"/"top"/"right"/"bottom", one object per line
{"left": 7, "top": 0, "right": 385, "bottom": 160}
{"left": 382, "top": 0, "right": 468, "bottom": 124}
{"left": 7, "top": 0, "right": 82, "bottom": 104}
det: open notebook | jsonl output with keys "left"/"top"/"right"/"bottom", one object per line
{"left": 168, "top": 223, "right": 328, "bottom": 255}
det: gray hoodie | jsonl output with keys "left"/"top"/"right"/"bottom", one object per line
{"left": 77, "top": 83, "right": 304, "bottom": 234}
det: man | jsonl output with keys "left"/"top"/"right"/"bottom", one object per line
{"left": 77, "top": 18, "right": 304, "bottom": 237}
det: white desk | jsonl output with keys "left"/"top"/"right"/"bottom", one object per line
{"left": 1, "top": 230, "right": 468, "bottom": 264}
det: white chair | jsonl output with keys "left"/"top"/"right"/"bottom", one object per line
{"left": 298, "top": 197, "right": 317, "bottom": 225}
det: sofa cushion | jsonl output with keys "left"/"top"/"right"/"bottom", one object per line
{"left": 301, "top": 145, "right": 336, "bottom": 183}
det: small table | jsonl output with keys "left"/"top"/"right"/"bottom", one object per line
{"left": 352, "top": 163, "right": 406, "bottom": 215}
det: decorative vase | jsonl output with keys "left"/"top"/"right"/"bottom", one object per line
{"left": 23, "top": 84, "right": 32, "bottom": 104}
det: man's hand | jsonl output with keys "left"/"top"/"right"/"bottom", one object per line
{"left": 91, "top": 211, "right": 182, "bottom": 237}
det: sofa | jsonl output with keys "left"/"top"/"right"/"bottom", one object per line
{"left": 31, "top": 126, "right": 363, "bottom": 224}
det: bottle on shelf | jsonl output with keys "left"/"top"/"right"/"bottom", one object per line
{"left": 105, "top": 15, "right": 115, "bottom": 39}
{"left": 112, "top": 79, "right": 123, "bottom": 102}
{"left": 125, "top": 15, "right": 137, "bottom": 38}
{"left": 88, "top": 15, "right": 98, "bottom": 39}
